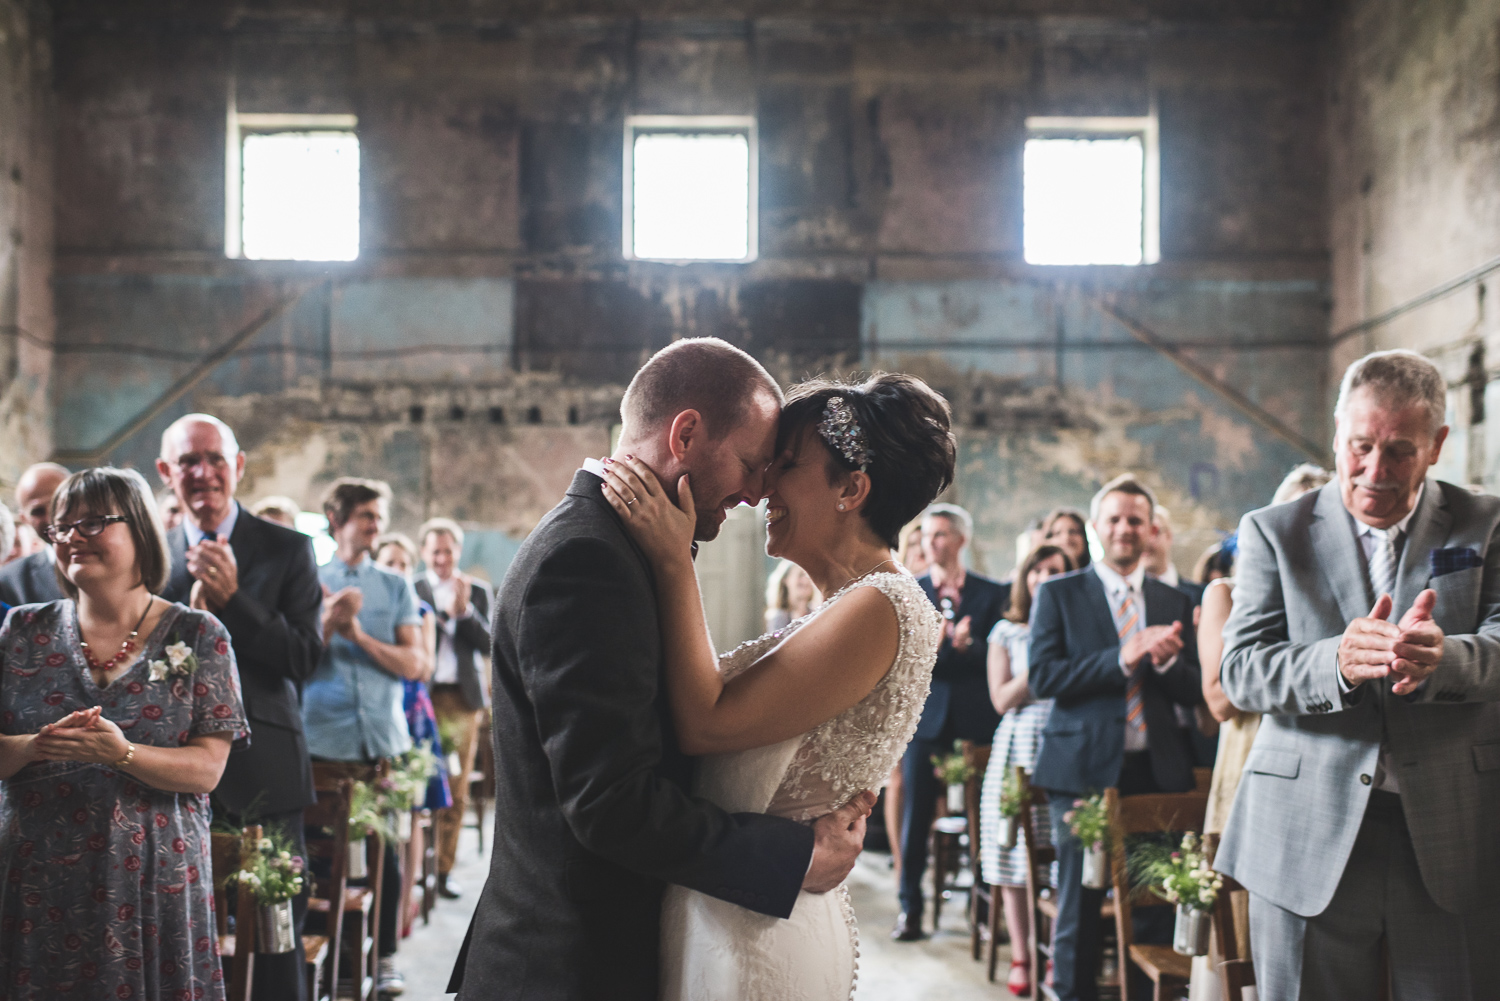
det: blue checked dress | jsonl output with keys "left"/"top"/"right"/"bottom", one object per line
{"left": 978, "top": 618, "right": 1053, "bottom": 887}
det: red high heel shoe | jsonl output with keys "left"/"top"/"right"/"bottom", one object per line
{"left": 1007, "top": 958, "right": 1032, "bottom": 997}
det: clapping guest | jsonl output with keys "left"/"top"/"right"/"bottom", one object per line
{"left": 156, "top": 414, "right": 323, "bottom": 1001}
{"left": 0, "top": 467, "right": 247, "bottom": 1000}
{"left": 304, "top": 478, "right": 426, "bottom": 997}
{"left": 977, "top": 543, "right": 1073, "bottom": 997}
{"left": 893, "top": 503, "right": 1010, "bottom": 940}
{"left": 0, "top": 462, "right": 69, "bottom": 606}
{"left": 1199, "top": 465, "right": 1329, "bottom": 839}
{"left": 411, "top": 519, "right": 490, "bottom": 900}
{"left": 764, "top": 558, "right": 819, "bottom": 632}
{"left": 1028, "top": 475, "right": 1202, "bottom": 1001}
{"left": 373, "top": 533, "right": 454, "bottom": 835}
{"left": 1217, "top": 350, "right": 1500, "bottom": 998}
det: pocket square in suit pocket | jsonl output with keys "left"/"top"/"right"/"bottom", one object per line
{"left": 1430, "top": 546, "right": 1484, "bottom": 577}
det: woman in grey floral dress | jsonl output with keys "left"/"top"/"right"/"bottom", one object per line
{"left": 0, "top": 467, "right": 247, "bottom": 1001}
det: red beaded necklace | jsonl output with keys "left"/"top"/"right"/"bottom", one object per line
{"left": 79, "top": 597, "right": 155, "bottom": 674}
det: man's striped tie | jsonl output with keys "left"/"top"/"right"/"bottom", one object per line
{"left": 1368, "top": 526, "right": 1399, "bottom": 601}
{"left": 1118, "top": 590, "right": 1147, "bottom": 735}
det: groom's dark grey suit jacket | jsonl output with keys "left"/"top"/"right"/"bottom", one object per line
{"left": 450, "top": 469, "right": 815, "bottom": 1001}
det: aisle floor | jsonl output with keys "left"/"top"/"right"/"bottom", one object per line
{"left": 396, "top": 833, "right": 1011, "bottom": 1000}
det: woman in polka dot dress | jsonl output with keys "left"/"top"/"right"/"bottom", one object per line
{"left": 0, "top": 467, "right": 247, "bottom": 1001}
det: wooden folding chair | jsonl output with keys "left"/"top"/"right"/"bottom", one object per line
{"left": 1105, "top": 786, "right": 1209, "bottom": 1001}
{"left": 1013, "top": 772, "right": 1120, "bottom": 998}
{"left": 929, "top": 740, "right": 988, "bottom": 933}
{"left": 311, "top": 761, "right": 389, "bottom": 1001}
{"left": 1211, "top": 872, "right": 1254, "bottom": 1001}
{"left": 963, "top": 742, "right": 993, "bottom": 961}
{"left": 468, "top": 717, "right": 495, "bottom": 855}
{"left": 211, "top": 826, "right": 259, "bottom": 1001}
{"left": 304, "top": 776, "right": 363, "bottom": 1001}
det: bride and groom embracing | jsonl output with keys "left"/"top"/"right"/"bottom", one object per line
{"left": 449, "top": 338, "right": 957, "bottom": 1001}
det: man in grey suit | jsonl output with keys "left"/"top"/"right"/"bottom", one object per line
{"left": 0, "top": 462, "right": 69, "bottom": 606}
{"left": 1219, "top": 349, "right": 1500, "bottom": 999}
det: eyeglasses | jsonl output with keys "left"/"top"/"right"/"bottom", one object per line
{"left": 43, "top": 515, "right": 129, "bottom": 544}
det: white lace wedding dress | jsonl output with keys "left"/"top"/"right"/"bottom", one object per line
{"left": 660, "top": 571, "right": 942, "bottom": 1001}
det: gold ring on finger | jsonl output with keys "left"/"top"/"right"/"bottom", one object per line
{"left": 208, "top": 566, "right": 218, "bottom": 575}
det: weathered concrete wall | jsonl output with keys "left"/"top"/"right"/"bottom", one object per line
{"left": 1327, "top": 0, "right": 1500, "bottom": 489}
{"left": 0, "top": 0, "right": 52, "bottom": 489}
{"left": 47, "top": 1, "right": 1331, "bottom": 580}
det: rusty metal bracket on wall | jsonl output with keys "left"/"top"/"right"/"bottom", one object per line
{"left": 1091, "top": 296, "right": 1333, "bottom": 466}
{"left": 51, "top": 284, "right": 318, "bottom": 465}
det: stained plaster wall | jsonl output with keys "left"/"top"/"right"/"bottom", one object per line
{"left": 0, "top": 0, "right": 52, "bottom": 490}
{"left": 49, "top": 1, "right": 1332, "bottom": 584}
{"left": 1327, "top": 0, "right": 1500, "bottom": 491}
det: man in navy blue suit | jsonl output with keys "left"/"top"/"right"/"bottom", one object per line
{"left": 1029, "top": 475, "right": 1203, "bottom": 1001}
{"left": 893, "top": 504, "right": 1010, "bottom": 941}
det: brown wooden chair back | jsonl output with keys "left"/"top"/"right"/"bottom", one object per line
{"left": 210, "top": 826, "right": 260, "bottom": 1001}
{"left": 1212, "top": 873, "right": 1255, "bottom": 1001}
{"left": 304, "top": 779, "right": 354, "bottom": 1001}
{"left": 1016, "top": 769, "right": 1059, "bottom": 989}
{"left": 1105, "top": 787, "right": 1209, "bottom": 1001}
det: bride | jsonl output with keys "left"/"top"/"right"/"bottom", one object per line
{"left": 599, "top": 372, "right": 956, "bottom": 1000}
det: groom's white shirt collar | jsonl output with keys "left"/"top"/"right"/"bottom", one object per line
{"left": 582, "top": 457, "right": 607, "bottom": 479}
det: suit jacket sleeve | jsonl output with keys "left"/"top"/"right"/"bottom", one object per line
{"left": 1027, "top": 580, "right": 1129, "bottom": 701}
{"left": 453, "top": 582, "right": 492, "bottom": 653}
{"left": 214, "top": 533, "right": 324, "bottom": 686}
{"left": 1219, "top": 511, "right": 1345, "bottom": 716}
{"left": 520, "top": 536, "right": 814, "bottom": 919}
{"left": 1413, "top": 514, "right": 1500, "bottom": 704}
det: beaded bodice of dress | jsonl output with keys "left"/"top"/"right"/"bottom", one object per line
{"left": 697, "top": 571, "right": 942, "bottom": 824}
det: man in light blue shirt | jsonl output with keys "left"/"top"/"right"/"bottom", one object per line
{"left": 301, "top": 476, "right": 426, "bottom": 996}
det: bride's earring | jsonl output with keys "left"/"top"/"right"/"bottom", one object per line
{"left": 838, "top": 504, "right": 846, "bottom": 511}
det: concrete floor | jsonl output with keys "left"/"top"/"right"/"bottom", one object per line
{"left": 395, "top": 835, "right": 1009, "bottom": 1000}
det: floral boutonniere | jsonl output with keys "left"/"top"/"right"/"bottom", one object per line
{"left": 148, "top": 639, "right": 199, "bottom": 682}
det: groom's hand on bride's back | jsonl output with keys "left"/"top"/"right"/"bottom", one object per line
{"left": 802, "top": 790, "right": 878, "bottom": 893}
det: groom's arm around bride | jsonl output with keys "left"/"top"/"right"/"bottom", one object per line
{"left": 449, "top": 338, "right": 872, "bottom": 1001}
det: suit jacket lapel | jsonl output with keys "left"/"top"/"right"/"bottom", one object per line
{"left": 1084, "top": 568, "right": 1120, "bottom": 648}
{"left": 1395, "top": 479, "right": 1451, "bottom": 614}
{"left": 225, "top": 503, "right": 255, "bottom": 569}
{"left": 166, "top": 525, "right": 194, "bottom": 599}
{"left": 1142, "top": 578, "right": 1169, "bottom": 628}
{"left": 1311, "top": 481, "right": 1373, "bottom": 625}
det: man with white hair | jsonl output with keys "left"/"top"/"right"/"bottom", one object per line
{"left": 1219, "top": 349, "right": 1500, "bottom": 997}
{"left": 0, "top": 462, "right": 70, "bottom": 605}
{"left": 157, "top": 413, "right": 324, "bottom": 1001}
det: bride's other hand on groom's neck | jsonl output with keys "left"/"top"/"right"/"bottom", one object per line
{"left": 613, "top": 390, "right": 781, "bottom": 545}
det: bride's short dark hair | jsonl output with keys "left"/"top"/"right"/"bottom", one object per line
{"left": 778, "top": 373, "right": 956, "bottom": 548}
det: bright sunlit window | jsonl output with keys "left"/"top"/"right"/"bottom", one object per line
{"left": 226, "top": 112, "right": 360, "bottom": 261}
{"left": 1023, "top": 117, "right": 1159, "bottom": 266}
{"left": 624, "top": 116, "right": 756, "bottom": 262}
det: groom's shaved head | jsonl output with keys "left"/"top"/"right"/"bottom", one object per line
{"left": 620, "top": 338, "right": 783, "bottom": 439}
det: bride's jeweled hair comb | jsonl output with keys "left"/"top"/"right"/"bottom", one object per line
{"left": 817, "top": 395, "right": 872, "bottom": 472}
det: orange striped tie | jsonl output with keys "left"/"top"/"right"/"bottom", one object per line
{"left": 1119, "top": 591, "right": 1147, "bottom": 734}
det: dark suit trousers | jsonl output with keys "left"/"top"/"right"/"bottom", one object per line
{"left": 217, "top": 804, "right": 309, "bottom": 1001}
{"left": 898, "top": 732, "right": 951, "bottom": 916}
{"left": 1047, "top": 751, "right": 1165, "bottom": 1001}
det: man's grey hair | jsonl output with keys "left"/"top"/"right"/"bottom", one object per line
{"left": 1089, "top": 473, "right": 1157, "bottom": 522}
{"left": 0, "top": 503, "right": 14, "bottom": 561}
{"left": 160, "top": 413, "right": 242, "bottom": 460}
{"left": 922, "top": 503, "right": 973, "bottom": 541}
{"left": 1334, "top": 349, "right": 1447, "bottom": 437}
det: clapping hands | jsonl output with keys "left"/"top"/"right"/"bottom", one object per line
{"left": 322, "top": 584, "right": 364, "bottom": 641}
{"left": 1122, "top": 621, "right": 1184, "bottom": 670}
{"left": 32, "top": 706, "right": 130, "bottom": 765}
{"left": 1338, "top": 589, "right": 1444, "bottom": 695}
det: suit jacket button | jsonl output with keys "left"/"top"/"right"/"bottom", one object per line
{"left": 1360, "top": 774, "right": 1372, "bottom": 786}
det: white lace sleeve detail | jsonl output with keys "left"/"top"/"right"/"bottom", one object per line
{"left": 767, "top": 572, "right": 943, "bottom": 822}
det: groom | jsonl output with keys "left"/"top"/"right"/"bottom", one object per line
{"left": 449, "top": 337, "right": 875, "bottom": 1000}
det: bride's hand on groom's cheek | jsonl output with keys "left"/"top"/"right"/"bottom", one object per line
{"left": 601, "top": 456, "right": 697, "bottom": 563}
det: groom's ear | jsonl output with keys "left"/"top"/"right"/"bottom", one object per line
{"left": 666, "top": 409, "right": 703, "bottom": 463}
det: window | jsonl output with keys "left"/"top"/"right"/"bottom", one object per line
{"left": 226, "top": 112, "right": 360, "bottom": 261}
{"left": 1023, "top": 116, "right": 1159, "bottom": 266}
{"left": 623, "top": 116, "right": 756, "bottom": 262}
